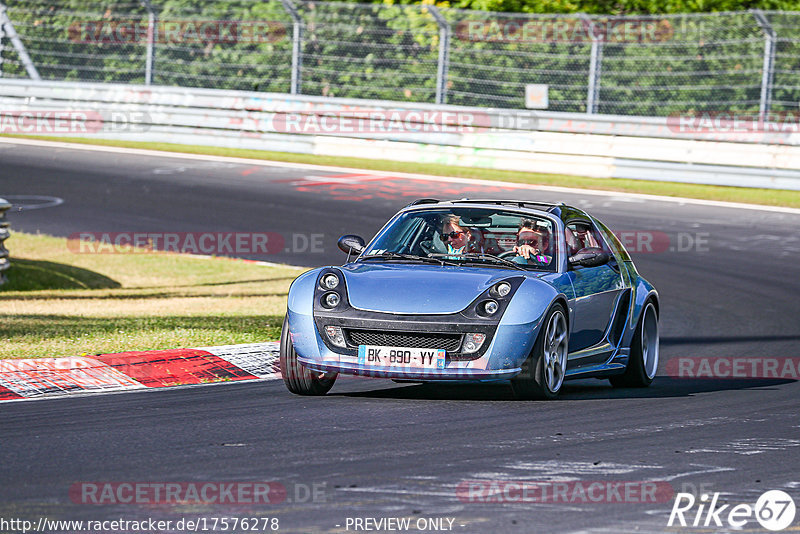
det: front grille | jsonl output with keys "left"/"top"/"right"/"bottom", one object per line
{"left": 345, "top": 329, "right": 462, "bottom": 353}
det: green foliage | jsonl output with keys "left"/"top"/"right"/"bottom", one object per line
{"left": 444, "top": 0, "right": 800, "bottom": 14}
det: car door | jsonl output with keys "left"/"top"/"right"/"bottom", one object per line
{"left": 565, "top": 220, "right": 625, "bottom": 353}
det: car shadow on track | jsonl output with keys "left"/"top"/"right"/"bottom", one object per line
{"left": 331, "top": 376, "right": 796, "bottom": 402}
{"left": 3, "top": 258, "right": 120, "bottom": 290}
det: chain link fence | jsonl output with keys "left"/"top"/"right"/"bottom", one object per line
{"left": 0, "top": 0, "right": 798, "bottom": 116}
{"left": 0, "top": 197, "right": 10, "bottom": 286}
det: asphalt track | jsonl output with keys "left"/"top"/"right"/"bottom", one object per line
{"left": 2, "top": 139, "right": 800, "bottom": 533}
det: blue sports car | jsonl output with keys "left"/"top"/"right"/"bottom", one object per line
{"left": 281, "top": 199, "right": 659, "bottom": 399}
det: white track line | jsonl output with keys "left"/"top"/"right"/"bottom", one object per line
{"left": 0, "top": 376, "right": 273, "bottom": 404}
{"left": 3, "top": 136, "right": 799, "bottom": 215}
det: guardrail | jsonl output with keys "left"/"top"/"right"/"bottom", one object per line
{"left": 0, "top": 197, "right": 10, "bottom": 286}
{"left": 1, "top": 79, "right": 799, "bottom": 190}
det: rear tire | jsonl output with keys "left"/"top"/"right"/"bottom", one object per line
{"left": 610, "top": 301, "right": 658, "bottom": 388}
{"left": 511, "top": 303, "right": 568, "bottom": 400}
{"left": 280, "top": 315, "right": 337, "bottom": 395}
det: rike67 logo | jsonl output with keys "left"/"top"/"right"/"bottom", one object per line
{"left": 668, "top": 490, "right": 796, "bottom": 531}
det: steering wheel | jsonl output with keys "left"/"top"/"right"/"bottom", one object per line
{"left": 500, "top": 249, "right": 551, "bottom": 265}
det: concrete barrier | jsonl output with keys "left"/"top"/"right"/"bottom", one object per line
{"left": 1, "top": 79, "right": 799, "bottom": 190}
{"left": 0, "top": 197, "right": 10, "bottom": 286}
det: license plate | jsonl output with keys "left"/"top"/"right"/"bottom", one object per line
{"left": 358, "top": 345, "right": 446, "bottom": 369}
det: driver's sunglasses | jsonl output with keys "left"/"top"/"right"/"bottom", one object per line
{"left": 518, "top": 239, "right": 538, "bottom": 247}
{"left": 440, "top": 230, "right": 466, "bottom": 241}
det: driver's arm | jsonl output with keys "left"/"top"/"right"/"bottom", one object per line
{"left": 513, "top": 243, "right": 539, "bottom": 259}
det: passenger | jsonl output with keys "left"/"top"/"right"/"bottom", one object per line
{"left": 440, "top": 214, "right": 471, "bottom": 255}
{"left": 573, "top": 225, "right": 600, "bottom": 249}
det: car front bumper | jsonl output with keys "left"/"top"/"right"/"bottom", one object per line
{"left": 289, "top": 308, "right": 539, "bottom": 382}
{"left": 297, "top": 354, "right": 521, "bottom": 381}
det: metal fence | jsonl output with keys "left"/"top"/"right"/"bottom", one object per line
{"left": 0, "top": 1, "right": 798, "bottom": 117}
{"left": 0, "top": 197, "right": 10, "bottom": 286}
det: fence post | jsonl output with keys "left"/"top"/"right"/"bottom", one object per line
{"left": 280, "top": 0, "right": 302, "bottom": 95}
{"left": 0, "top": 197, "right": 10, "bottom": 287}
{"left": 0, "top": 13, "right": 4, "bottom": 78}
{"left": 139, "top": 0, "right": 156, "bottom": 85}
{"left": 581, "top": 14, "right": 603, "bottom": 114}
{"left": 751, "top": 9, "right": 776, "bottom": 120}
{"left": 429, "top": 6, "right": 450, "bottom": 105}
{"left": 0, "top": 3, "right": 40, "bottom": 80}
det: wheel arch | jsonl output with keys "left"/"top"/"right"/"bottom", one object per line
{"left": 622, "top": 277, "right": 658, "bottom": 349}
{"left": 647, "top": 292, "right": 660, "bottom": 318}
{"left": 553, "top": 294, "right": 570, "bottom": 325}
{"left": 527, "top": 296, "right": 570, "bottom": 356}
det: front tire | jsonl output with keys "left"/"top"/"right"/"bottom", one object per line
{"left": 280, "top": 315, "right": 337, "bottom": 395}
{"left": 610, "top": 301, "right": 659, "bottom": 388}
{"left": 511, "top": 303, "right": 568, "bottom": 400}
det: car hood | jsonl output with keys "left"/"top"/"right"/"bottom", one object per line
{"left": 341, "top": 262, "right": 540, "bottom": 314}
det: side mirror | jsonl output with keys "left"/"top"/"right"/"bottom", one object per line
{"left": 568, "top": 247, "right": 610, "bottom": 269}
{"left": 337, "top": 234, "right": 366, "bottom": 255}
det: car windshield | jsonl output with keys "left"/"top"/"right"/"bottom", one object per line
{"left": 361, "top": 207, "right": 558, "bottom": 271}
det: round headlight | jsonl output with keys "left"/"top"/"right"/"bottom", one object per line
{"left": 484, "top": 300, "right": 499, "bottom": 315}
{"left": 322, "top": 273, "right": 340, "bottom": 290}
{"left": 324, "top": 292, "right": 341, "bottom": 308}
{"left": 496, "top": 282, "right": 512, "bottom": 297}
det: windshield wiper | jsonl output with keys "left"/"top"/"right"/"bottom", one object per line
{"left": 429, "top": 252, "right": 528, "bottom": 271}
{"left": 360, "top": 251, "right": 460, "bottom": 267}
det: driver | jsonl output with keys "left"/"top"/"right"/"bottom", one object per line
{"left": 512, "top": 219, "right": 553, "bottom": 266}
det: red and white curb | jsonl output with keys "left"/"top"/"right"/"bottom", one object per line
{"left": 0, "top": 342, "right": 280, "bottom": 402}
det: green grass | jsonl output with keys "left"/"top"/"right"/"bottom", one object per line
{"left": 5, "top": 134, "right": 800, "bottom": 209}
{"left": 0, "top": 232, "right": 303, "bottom": 359}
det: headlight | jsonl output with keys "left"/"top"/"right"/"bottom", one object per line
{"left": 324, "top": 325, "right": 346, "bottom": 347}
{"left": 483, "top": 300, "right": 499, "bottom": 315}
{"left": 496, "top": 282, "right": 511, "bottom": 297}
{"left": 462, "top": 332, "right": 487, "bottom": 354}
{"left": 323, "top": 292, "right": 340, "bottom": 308}
{"left": 321, "top": 273, "right": 340, "bottom": 290}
